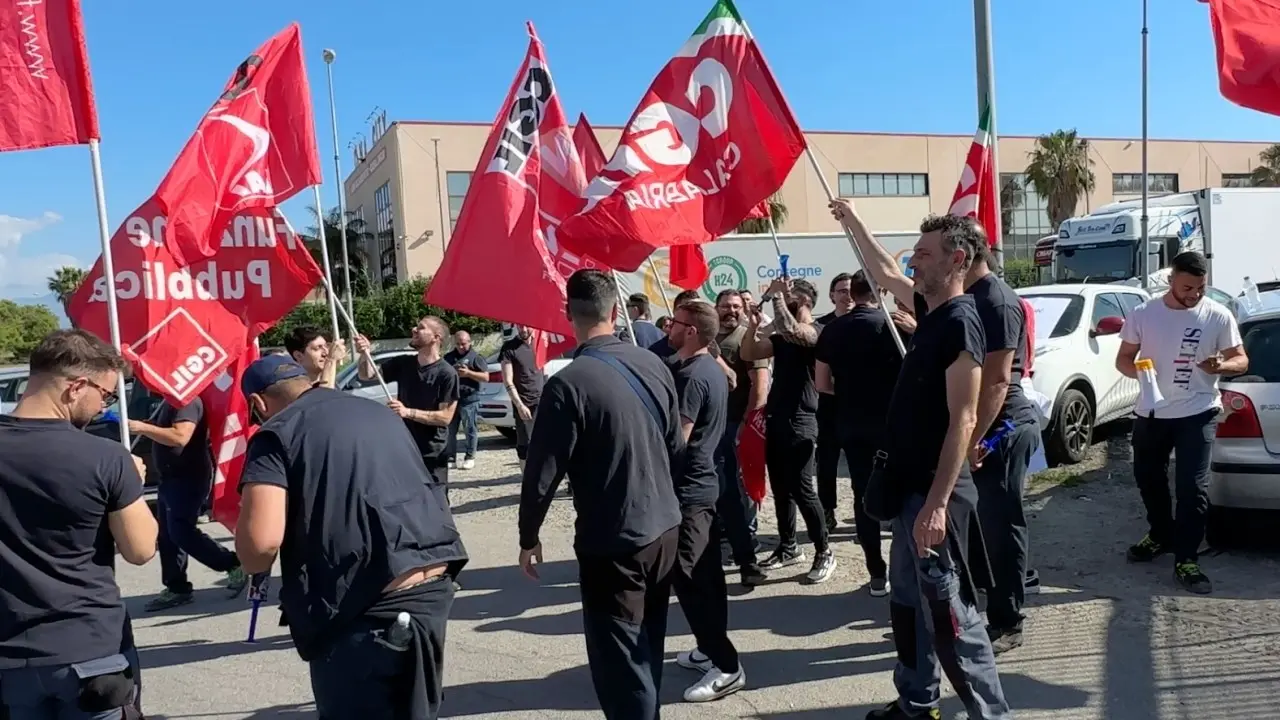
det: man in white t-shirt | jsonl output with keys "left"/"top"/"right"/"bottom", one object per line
{"left": 1115, "top": 251, "right": 1247, "bottom": 595}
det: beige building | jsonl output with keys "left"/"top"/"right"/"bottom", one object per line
{"left": 343, "top": 120, "right": 1276, "bottom": 287}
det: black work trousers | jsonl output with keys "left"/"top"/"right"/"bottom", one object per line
{"left": 765, "top": 420, "right": 828, "bottom": 554}
{"left": 838, "top": 428, "right": 889, "bottom": 579}
{"left": 1131, "top": 409, "right": 1218, "bottom": 563}
{"left": 672, "top": 507, "right": 739, "bottom": 674}
{"left": 816, "top": 398, "right": 842, "bottom": 513}
{"left": 973, "top": 420, "right": 1039, "bottom": 632}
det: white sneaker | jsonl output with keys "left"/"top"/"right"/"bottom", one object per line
{"left": 683, "top": 666, "right": 745, "bottom": 703}
{"left": 676, "top": 648, "right": 714, "bottom": 673}
{"left": 461, "top": 458, "right": 475, "bottom": 470}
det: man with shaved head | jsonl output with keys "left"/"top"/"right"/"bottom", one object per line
{"left": 445, "top": 330, "right": 489, "bottom": 470}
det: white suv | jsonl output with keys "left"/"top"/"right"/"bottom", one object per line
{"left": 1018, "top": 284, "right": 1150, "bottom": 466}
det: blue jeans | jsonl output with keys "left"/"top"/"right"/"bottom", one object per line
{"left": 889, "top": 493, "right": 1011, "bottom": 719}
{"left": 715, "top": 421, "right": 758, "bottom": 566}
{"left": 0, "top": 655, "right": 135, "bottom": 720}
{"left": 446, "top": 401, "right": 479, "bottom": 461}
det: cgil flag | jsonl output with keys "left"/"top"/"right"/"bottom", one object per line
{"left": 425, "top": 24, "right": 607, "bottom": 366}
{"left": 203, "top": 341, "right": 260, "bottom": 531}
{"left": 0, "top": 0, "right": 98, "bottom": 151}
{"left": 947, "top": 101, "right": 998, "bottom": 247}
{"left": 152, "top": 23, "right": 321, "bottom": 266}
{"left": 556, "top": 0, "right": 807, "bottom": 272}
{"left": 1203, "top": 0, "right": 1280, "bottom": 117}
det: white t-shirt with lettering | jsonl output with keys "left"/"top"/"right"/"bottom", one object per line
{"left": 1119, "top": 296, "right": 1242, "bottom": 419}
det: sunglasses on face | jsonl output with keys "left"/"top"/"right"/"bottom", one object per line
{"left": 74, "top": 377, "right": 118, "bottom": 407}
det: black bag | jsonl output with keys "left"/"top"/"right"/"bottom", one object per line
{"left": 72, "top": 653, "right": 135, "bottom": 713}
{"left": 862, "top": 450, "right": 905, "bottom": 523}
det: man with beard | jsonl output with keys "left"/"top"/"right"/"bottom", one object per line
{"left": 815, "top": 271, "right": 898, "bottom": 597}
{"left": 0, "top": 330, "right": 158, "bottom": 719}
{"left": 741, "top": 278, "right": 836, "bottom": 584}
{"left": 815, "top": 272, "right": 855, "bottom": 532}
{"left": 649, "top": 290, "right": 703, "bottom": 359}
{"left": 1116, "top": 251, "right": 1246, "bottom": 595}
{"left": 712, "top": 289, "right": 768, "bottom": 586}
{"left": 235, "top": 355, "right": 467, "bottom": 720}
{"left": 444, "top": 331, "right": 489, "bottom": 471}
{"left": 518, "top": 269, "right": 682, "bottom": 719}
{"left": 357, "top": 317, "right": 459, "bottom": 487}
{"left": 500, "top": 326, "right": 544, "bottom": 470}
{"left": 831, "top": 200, "right": 1009, "bottom": 720}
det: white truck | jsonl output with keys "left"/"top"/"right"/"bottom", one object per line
{"left": 1051, "top": 187, "right": 1280, "bottom": 296}
{"left": 615, "top": 231, "right": 919, "bottom": 315}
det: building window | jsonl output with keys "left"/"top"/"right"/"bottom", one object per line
{"left": 373, "top": 182, "right": 396, "bottom": 281}
{"left": 1222, "top": 173, "right": 1254, "bottom": 188}
{"left": 999, "top": 173, "right": 1054, "bottom": 263}
{"left": 1112, "top": 173, "right": 1179, "bottom": 195}
{"left": 837, "top": 172, "right": 928, "bottom": 197}
{"left": 446, "top": 172, "right": 472, "bottom": 231}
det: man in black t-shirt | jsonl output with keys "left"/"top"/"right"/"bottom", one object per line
{"left": 815, "top": 271, "right": 899, "bottom": 596}
{"left": 665, "top": 302, "right": 745, "bottom": 703}
{"left": 134, "top": 396, "right": 246, "bottom": 611}
{"left": 832, "top": 202, "right": 1010, "bottom": 720}
{"left": 741, "top": 278, "right": 836, "bottom": 585}
{"left": 235, "top": 355, "right": 467, "bottom": 719}
{"left": 499, "top": 326, "right": 544, "bottom": 468}
{"left": 0, "top": 330, "right": 158, "bottom": 719}
{"left": 815, "top": 272, "right": 855, "bottom": 532}
{"left": 357, "top": 316, "right": 460, "bottom": 486}
{"left": 444, "top": 330, "right": 489, "bottom": 470}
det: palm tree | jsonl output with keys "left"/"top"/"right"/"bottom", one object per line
{"left": 1250, "top": 144, "right": 1280, "bottom": 187}
{"left": 306, "top": 206, "right": 374, "bottom": 297}
{"left": 1024, "top": 129, "right": 1096, "bottom": 230}
{"left": 47, "top": 266, "right": 86, "bottom": 318}
{"left": 1000, "top": 174, "right": 1024, "bottom": 240}
{"left": 735, "top": 194, "right": 788, "bottom": 234}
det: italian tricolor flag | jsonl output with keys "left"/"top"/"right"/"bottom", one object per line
{"left": 948, "top": 102, "right": 999, "bottom": 247}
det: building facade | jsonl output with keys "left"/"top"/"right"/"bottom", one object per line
{"left": 342, "top": 120, "right": 1276, "bottom": 287}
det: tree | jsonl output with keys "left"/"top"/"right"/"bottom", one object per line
{"left": 306, "top": 206, "right": 375, "bottom": 298}
{"left": 1251, "top": 144, "right": 1280, "bottom": 187}
{"left": 735, "top": 194, "right": 788, "bottom": 234}
{"left": 0, "top": 300, "right": 58, "bottom": 362}
{"left": 1000, "top": 175, "right": 1024, "bottom": 240}
{"left": 1024, "top": 130, "right": 1095, "bottom": 230}
{"left": 47, "top": 266, "right": 86, "bottom": 318}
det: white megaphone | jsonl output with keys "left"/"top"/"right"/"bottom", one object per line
{"left": 1135, "top": 358, "right": 1163, "bottom": 415}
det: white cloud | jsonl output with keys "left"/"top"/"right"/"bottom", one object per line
{"left": 0, "top": 212, "right": 80, "bottom": 299}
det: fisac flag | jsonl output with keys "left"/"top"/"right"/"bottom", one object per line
{"left": 947, "top": 102, "right": 998, "bottom": 247}
{"left": 0, "top": 0, "right": 98, "bottom": 150}
{"left": 1204, "top": 0, "right": 1280, "bottom": 116}
{"left": 426, "top": 24, "right": 605, "bottom": 363}
{"left": 203, "top": 342, "right": 260, "bottom": 531}
{"left": 557, "top": 0, "right": 807, "bottom": 272}
{"left": 153, "top": 23, "right": 321, "bottom": 265}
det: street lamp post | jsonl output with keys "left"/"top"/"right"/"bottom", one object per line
{"left": 974, "top": 0, "right": 1003, "bottom": 270}
{"left": 1140, "top": 0, "right": 1151, "bottom": 289}
{"left": 322, "top": 48, "right": 356, "bottom": 337}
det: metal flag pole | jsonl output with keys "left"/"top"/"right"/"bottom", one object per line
{"left": 804, "top": 148, "right": 907, "bottom": 357}
{"left": 644, "top": 257, "right": 675, "bottom": 315}
{"left": 611, "top": 271, "right": 639, "bottom": 345}
{"left": 87, "top": 140, "right": 131, "bottom": 446}
{"left": 277, "top": 212, "right": 393, "bottom": 400}
{"left": 974, "top": 0, "right": 1004, "bottom": 271}
{"left": 310, "top": 185, "right": 343, "bottom": 345}
{"left": 1140, "top": 0, "right": 1151, "bottom": 289}
{"left": 322, "top": 49, "right": 356, "bottom": 331}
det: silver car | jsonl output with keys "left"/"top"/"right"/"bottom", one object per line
{"left": 1208, "top": 291, "right": 1280, "bottom": 545}
{"left": 0, "top": 366, "right": 28, "bottom": 414}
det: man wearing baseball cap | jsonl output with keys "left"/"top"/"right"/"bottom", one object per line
{"left": 233, "top": 355, "right": 467, "bottom": 719}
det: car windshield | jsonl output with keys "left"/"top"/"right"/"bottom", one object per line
{"left": 1022, "top": 294, "right": 1084, "bottom": 341}
{"left": 1235, "top": 318, "right": 1280, "bottom": 382}
{"left": 1054, "top": 242, "right": 1136, "bottom": 283}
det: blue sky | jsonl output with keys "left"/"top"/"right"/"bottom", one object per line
{"left": 0, "top": 0, "right": 1270, "bottom": 300}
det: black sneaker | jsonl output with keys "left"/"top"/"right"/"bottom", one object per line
{"left": 1126, "top": 534, "right": 1168, "bottom": 563}
{"left": 759, "top": 547, "right": 805, "bottom": 570}
{"left": 144, "top": 589, "right": 194, "bottom": 612}
{"left": 806, "top": 550, "right": 837, "bottom": 584}
{"left": 824, "top": 508, "right": 838, "bottom": 533}
{"left": 740, "top": 563, "right": 768, "bottom": 587}
{"left": 988, "top": 627, "right": 1024, "bottom": 655}
{"left": 1174, "top": 562, "right": 1213, "bottom": 594}
{"left": 1024, "top": 569, "right": 1041, "bottom": 595}
{"left": 866, "top": 701, "right": 941, "bottom": 719}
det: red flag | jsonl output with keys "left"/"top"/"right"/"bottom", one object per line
{"left": 67, "top": 206, "right": 323, "bottom": 406}
{"left": 744, "top": 200, "right": 770, "bottom": 220}
{"left": 557, "top": 0, "right": 806, "bottom": 272}
{"left": 425, "top": 24, "right": 606, "bottom": 365}
{"left": 947, "top": 102, "right": 998, "bottom": 247}
{"left": 573, "top": 114, "right": 607, "bottom": 180}
{"left": 669, "top": 245, "right": 709, "bottom": 291}
{"left": 153, "top": 23, "right": 321, "bottom": 265}
{"left": 1205, "top": 0, "right": 1280, "bottom": 116}
{"left": 0, "top": 0, "right": 98, "bottom": 150}
{"left": 738, "top": 407, "right": 767, "bottom": 505}
{"left": 204, "top": 341, "right": 260, "bottom": 531}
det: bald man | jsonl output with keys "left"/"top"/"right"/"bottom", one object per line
{"left": 445, "top": 330, "right": 488, "bottom": 470}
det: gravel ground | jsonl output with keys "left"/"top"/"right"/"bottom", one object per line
{"left": 123, "top": 427, "right": 1280, "bottom": 719}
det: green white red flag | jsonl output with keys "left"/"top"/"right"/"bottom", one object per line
{"left": 557, "top": 0, "right": 806, "bottom": 272}
{"left": 948, "top": 102, "right": 999, "bottom": 247}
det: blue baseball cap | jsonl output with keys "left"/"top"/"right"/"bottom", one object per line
{"left": 240, "top": 355, "right": 309, "bottom": 397}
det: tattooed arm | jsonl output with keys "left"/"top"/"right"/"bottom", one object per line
{"left": 770, "top": 291, "right": 819, "bottom": 347}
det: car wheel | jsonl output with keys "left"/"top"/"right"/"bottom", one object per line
{"left": 1046, "top": 388, "right": 1093, "bottom": 466}
{"left": 496, "top": 427, "right": 517, "bottom": 442}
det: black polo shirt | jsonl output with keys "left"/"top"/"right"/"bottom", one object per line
{"left": 671, "top": 353, "right": 728, "bottom": 508}
{"left": 815, "top": 305, "right": 903, "bottom": 440}
{"left": 518, "top": 335, "right": 682, "bottom": 557}
{"left": 381, "top": 355, "right": 460, "bottom": 464}
{"left": 0, "top": 415, "right": 143, "bottom": 668}
{"left": 499, "top": 338, "right": 544, "bottom": 407}
{"left": 766, "top": 333, "right": 819, "bottom": 433}
{"left": 151, "top": 398, "right": 211, "bottom": 482}
{"left": 883, "top": 295, "right": 986, "bottom": 496}
{"left": 239, "top": 388, "right": 468, "bottom": 661}
{"left": 443, "top": 348, "right": 487, "bottom": 405}
{"left": 967, "top": 274, "right": 1039, "bottom": 429}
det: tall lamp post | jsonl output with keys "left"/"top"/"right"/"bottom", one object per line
{"left": 322, "top": 48, "right": 356, "bottom": 336}
{"left": 432, "top": 137, "right": 447, "bottom": 250}
{"left": 974, "top": 0, "right": 1003, "bottom": 270}
{"left": 1140, "top": 0, "right": 1151, "bottom": 289}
